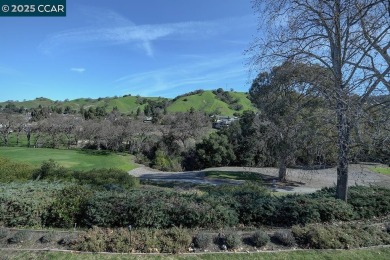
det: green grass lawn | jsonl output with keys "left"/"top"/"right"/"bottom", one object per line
{"left": 372, "top": 167, "right": 390, "bottom": 175}
{"left": 5, "top": 248, "right": 390, "bottom": 260}
{"left": 204, "top": 171, "right": 261, "bottom": 181}
{"left": 0, "top": 147, "right": 137, "bottom": 171}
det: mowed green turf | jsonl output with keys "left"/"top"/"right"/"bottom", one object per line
{"left": 0, "top": 147, "right": 137, "bottom": 171}
{"left": 372, "top": 167, "right": 390, "bottom": 175}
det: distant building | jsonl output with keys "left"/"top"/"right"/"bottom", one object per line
{"left": 212, "top": 116, "right": 239, "bottom": 129}
{"left": 143, "top": 116, "right": 153, "bottom": 123}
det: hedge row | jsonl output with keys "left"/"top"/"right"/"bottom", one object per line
{"left": 292, "top": 222, "right": 390, "bottom": 249}
{"left": 1, "top": 182, "right": 390, "bottom": 229}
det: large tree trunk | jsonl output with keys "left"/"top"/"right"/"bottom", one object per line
{"left": 278, "top": 156, "right": 287, "bottom": 182}
{"left": 334, "top": 0, "right": 349, "bottom": 202}
{"left": 336, "top": 100, "right": 350, "bottom": 201}
{"left": 27, "top": 131, "right": 31, "bottom": 148}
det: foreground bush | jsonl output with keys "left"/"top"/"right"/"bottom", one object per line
{"left": 272, "top": 230, "right": 295, "bottom": 246}
{"left": 193, "top": 232, "right": 212, "bottom": 249}
{"left": 292, "top": 223, "right": 390, "bottom": 249}
{"left": 2, "top": 181, "right": 390, "bottom": 230}
{"left": 0, "top": 157, "right": 34, "bottom": 182}
{"left": 82, "top": 189, "right": 238, "bottom": 229}
{"left": 72, "top": 226, "right": 192, "bottom": 253}
{"left": 44, "top": 185, "right": 94, "bottom": 228}
{"left": 73, "top": 168, "right": 139, "bottom": 189}
{"left": 348, "top": 186, "right": 390, "bottom": 219}
{"left": 0, "top": 182, "right": 64, "bottom": 227}
{"left": 33, "top": 160, "right": 139, "bottom": 190}
{"left": 251, "top": 230, "right": 269, "bottom": 247}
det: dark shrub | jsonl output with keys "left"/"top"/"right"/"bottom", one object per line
{"left": 216, "top": 232, "right": 241, "bottom": 250}
{"left": 40, "top": 232, "right": 55, "bottom": 243}
{"left": 32, "top": 159, "right": 71, "bottom": 181}
{"left": 0, "top": 228, "right": 9, "bottom": 239}
{"left": 193, "top": 232, "right": 212, "bottom": 249}
{"left": 311, "top": 186, "right": 390, "bottom": 220}
{"left": 273, "top": 230, "right": 295, "bottom": 246}
{"left": 292, "top": 223, "right": 390, "bottom": 249}
{"left": 0, "top": 182, "right": 64, "bottom": 227}
{"left": 251, "top": 230, "right": 269, "bottom": 247}
{"left": 385, "top": 223, "right": 390, "bottom": 233}
{"left": 276, "top": 195, "right": 354, "bottom": 226}
{"left": 8, "top": 230, "right": 30, "bottom": 244}
{"left": 238, "top": 196, "right": 278, "bottom": 226}
{"left": 348, "top": 186, "right": 390, "bottom": 219}
{"left": 0, "top": 157, "right": 34, "bottom": 182}
{"left": 73, "top": 168, "right": 139, "bottom": 189}
{"left": 72, "top": 226, "right": 108, "bottom": 252}
{"left": 83, "top": 192, "right": 131, "bottom": 227}
{"left": 45, "top": 185, "right": 93, "bottom": 228}
{"left": 58, "top": 235, "right": 78, "bottom": 246}
{"left": 159, "top": 227, "right": 192, "bottom": 254}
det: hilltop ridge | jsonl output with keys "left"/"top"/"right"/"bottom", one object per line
{"left": 0, "top": 89, "right": 256, "bottom": 116}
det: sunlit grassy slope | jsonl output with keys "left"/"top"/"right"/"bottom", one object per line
{"left": 167, "top": 91, "right": 256, "bottom": 115}
{"left": 1, "top": 91, "right": 256, "bottom": 116}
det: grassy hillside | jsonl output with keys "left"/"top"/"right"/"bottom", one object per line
{"left": 1, "top": 90, "right": 256, "bottom": 116}
{"left": 167, "top": 90, "right": 256, "bottom": 115}
{"left": 0, "top": 147, "right": 137, "bottom": 171}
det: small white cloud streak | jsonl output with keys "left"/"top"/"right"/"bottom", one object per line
{"left": 115, "top": 53, "right": 247, "bottom": 96}
{"left": 71, "top": 68, "right": 86, "bottom": 73}
{"left": 39, "top": 8, "right": 255, "bottom": 57}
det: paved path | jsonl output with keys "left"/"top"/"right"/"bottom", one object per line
{"left": 128, "top": 163, "right": 390, "bottom": 193}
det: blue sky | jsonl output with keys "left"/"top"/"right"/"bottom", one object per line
{"left": 0, "top": 0, "right": 258, "bottom": 102}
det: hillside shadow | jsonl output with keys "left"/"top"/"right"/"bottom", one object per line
{"left": 76, "top": 149, "right": 111, "bottom": 156}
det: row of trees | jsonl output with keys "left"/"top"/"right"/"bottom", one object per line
{"left": 0, "top": 110, "right": 212, "bottom": 169}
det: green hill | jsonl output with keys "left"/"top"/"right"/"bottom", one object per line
{"left": 0, "top": 90, "right": 256, "bottom": 116}
{"left": 167, "top": 90, "right": 256, "bottom": 115}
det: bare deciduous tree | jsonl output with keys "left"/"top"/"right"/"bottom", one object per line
{"left": 248, "top": 0, "right": 390, "bottom": 200}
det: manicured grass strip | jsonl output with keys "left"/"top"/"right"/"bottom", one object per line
{"left": 5, "top": 248, "right": 390, "bottom": 260}
{"left": 204, "top": 171, "right": 261, "bottom": 181}
{"left": 372, "top": 167, "right": 390, "bottom": 175}
{"left": 0, "top": 147, "right": 137, "bottom": 171}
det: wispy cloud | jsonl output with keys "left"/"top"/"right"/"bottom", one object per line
{"left": 70, "top": 68, "right": 86, "bottom": 73}
{"left": 115, "top": 53, "right": 248, "bottom": 97}
{"left": 39, "top": 8, "right": 254, "bottom": 57}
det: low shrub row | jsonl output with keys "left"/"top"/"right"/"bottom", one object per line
{"left": 0, "top": 182, "right": 64, "bottom": 227}
{"left": 82, "top": 189, "right": 239, "bottom": 229}
{"left": 292, "top": 222, "right": 390, "bottom": 249}
{"left": 72, "top": 226, "right": 192, "bottom": 253}
{"left": 1, "top": 182, "right": 390, "bottom": 229}
{"left": 1, "top": 223, "right": 389, "bottom": 253}
{"left": 67, "top": 222, "right": 390, "bottom": 253}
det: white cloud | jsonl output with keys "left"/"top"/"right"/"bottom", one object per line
{"left": 71, "top": 68, "right": 86, "bottom": 73}
{"left": 115, "top": 53, "right": 247, "bottom": 96}
{"left": 39, "top": 8, "right": 254, "bottom": 57}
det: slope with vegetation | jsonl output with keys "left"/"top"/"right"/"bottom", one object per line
{"left": 0, "top": 89, "right": 256, "bottom": 116}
